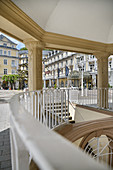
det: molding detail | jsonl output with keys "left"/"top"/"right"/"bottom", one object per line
{"left": 24, "top": 39, "right": 45, "bottom": 50}
{"left": 0, "top": 0, "right": 45, "bottom": 41}
{"left": 93, "top": 51, "right": 110, "bottom": 59}
{"left": 0, "top": 0, "right": 113, "bottom": 55}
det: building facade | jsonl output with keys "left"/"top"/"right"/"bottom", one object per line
{"left": 0, "top": 34, "right": 19, "bottom": 88}
{"left": 43, "top": 50, "right": 97, "bottom": 88}
{"left": 43, "top": 50, "right": 113, "bottom": 88}
{"left": 18, "top": 50, "right": 28, "bottom": 88}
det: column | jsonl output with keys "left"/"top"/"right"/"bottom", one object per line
{"left": 57, "top": 78, "right": 59, "bottom": 88}
{"left": 94, "top": 52, "right": 110, "bottom": 108}
{"left": 24, "top": 39, "right": 44, "bottom": 91}
{"left": 49, "top": 79, "right": 51, "bottom": 87}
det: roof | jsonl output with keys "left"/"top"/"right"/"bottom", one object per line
{"left": 0, "top": 34, "right": 17, "bottom": 45}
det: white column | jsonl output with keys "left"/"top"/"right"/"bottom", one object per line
{"left": 49, "top": 79, "right": 51, "bottom": 87}
{"left": 24, "top": 39, "right": 44, "bottom": 91}
{"left": 57, "top": 78, "right": 59, "bottom": 88}
{"left": 94, "top": 52, "right": 110, "bottom": 108}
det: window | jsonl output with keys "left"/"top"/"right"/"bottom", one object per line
{"left": 57, "top": 56, "right": 59, "bottom": 60}
{"left": 4, "top": 59, "right": 7, "bottom": 65}
{"left": 23, "top": 66, "right": 24, "bottom": 70}
{"left": 57, "top": 63, "right": 59, "bottom": 67}
{"left": 61, "top": 62, "right": 63, "bottom": 66}
{"left": 12, "top": 60, "right": 15, "bottom": 66}
{"left": 23, "top": 60, "right": 24, "bottom": 63}
{"left": 0, "top": 50, "right": 3, "bottom": 55}
{"left": 61, "top": 54, "right": 63, "bottom": 59}
{"left": 8, "top": 51, "right": 11, "bottom": 56}
{"left": 71, "top": 59, "right": 73, "bottom": 64}
{"left": 3, "top": 43, "right": 7, "bottom": 47}
{"left": 4, "top": 69, "right": 7, "bottom": 74}
{"left": 66, "top": 60, "right": 68, "bottom": 64}
{"left": 12, "top": 69, "right": 15, "bottom": 74}
{"left": 4, "top": 51, "right": 7, "bottom": 55}
{"left": 12, "top": 45, "right": 14, "bottom": 48}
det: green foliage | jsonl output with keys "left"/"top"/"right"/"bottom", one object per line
{"left": 108, "top": 83, "right": 112, "bottom": 88}
{"left": 2, "top": 74, "right": 20, "bottom": 83}
{"left": 54, "top": 84, "right": 57, "bottom": 89}
{"left": 20, "top": 47, "right": 28, "bottom": 51}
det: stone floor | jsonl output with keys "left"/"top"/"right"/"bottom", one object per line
{"left": 0, "top": 129, "right": 11, "bottom": 170}
{"left": 0, "top": 90, "right": 22, "bottom": 170}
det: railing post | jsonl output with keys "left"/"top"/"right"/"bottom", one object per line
{"left": 49, "top": 90, "right": 51, "bottom": 129}
{"left": 61, "top": 90, "right": 63, "bottom": 123}
{"left": 67, "top": 89, "right": 69, "bottom": 121}
{"left": 52, "top": 90, "right": 54, "bottom": 127}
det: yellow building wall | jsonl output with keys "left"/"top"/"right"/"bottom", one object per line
{"left": 0, "top": 57, "right": 18, "bottom": 75}
{"left": 0, "top": 36, "right": 18, "bottom": 81}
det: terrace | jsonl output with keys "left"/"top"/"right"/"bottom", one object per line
{"left": 0, "top": 0, "right": 113, "bottom": 169}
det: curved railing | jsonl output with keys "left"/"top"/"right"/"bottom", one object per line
{"left": 9, "top": 90, "right": 109, "bottom": 170}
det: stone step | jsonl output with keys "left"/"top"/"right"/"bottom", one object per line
{"left": 46, "top": 102, "right": 67, "bottom": 106}
{"left": 45, "top": 105, "right": 68, "bottom": 109}
{"left": 68, "top": 120, "right": 75, "bottom": 124}
{"left": 45, "top": 109, "right": 68, "bottom": 113}
{"left": 62, "top": 116, "right": 72, "bottom": 120}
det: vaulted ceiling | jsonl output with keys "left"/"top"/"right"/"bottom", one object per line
{"left": 11, "top": 0, "right": 113, "bottom": 44}
{"left": 0, "top": 0, "right": 113, "bottom": 54}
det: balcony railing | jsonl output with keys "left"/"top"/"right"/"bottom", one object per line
{"left": 68, "top": 88, "right": 113, "bottom": 111}
{"left": 9, "top": 89, "right": 108, "bottom": 170}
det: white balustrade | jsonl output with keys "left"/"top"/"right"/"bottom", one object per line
{"left": 9, "top": 89, "right": 109, "bottom": 170}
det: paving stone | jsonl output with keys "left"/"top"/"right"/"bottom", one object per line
{"left": 0, "top": 91, "right": 21, "bottom": 170}
{"left": 0, "top": 129, "right": 12, "bottom": 170}
{"left": 1, "top": 160, "right": 11, "bottom": 168}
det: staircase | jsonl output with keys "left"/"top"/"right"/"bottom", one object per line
{"left": 45, "top": 102, "right": 75, "bottom": 127}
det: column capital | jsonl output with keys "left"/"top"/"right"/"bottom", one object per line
{"left": 24, "top": 38, "right": 45, "bottom": 50}
{"left": 93, "top": 51, "right": 110, "bottom": 60}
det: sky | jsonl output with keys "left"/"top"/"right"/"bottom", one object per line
{"left": 0, "top": 32, "right": 25, "bottom": 50}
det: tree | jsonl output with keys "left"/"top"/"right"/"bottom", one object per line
{"left": 17, "top": 70, "right": 28, "bottom": 89}
{"left": 2, "top": 74, "right": 20, "bottom": 89}
{"left": 20, "top": 47, "right": 28, "bottom": 51}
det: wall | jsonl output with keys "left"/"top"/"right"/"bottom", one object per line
{"left": 75, "top": 106, "right": 111, "bottom": 123}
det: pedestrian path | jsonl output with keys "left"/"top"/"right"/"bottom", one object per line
{"left": 0, "top": 104, "right": 10, "bottom": 132}
{"left": 0, "top": 90, "right": 22, "bottom": 170}
{"left": 0, "top": 129, "right": 11, "bottom": 170}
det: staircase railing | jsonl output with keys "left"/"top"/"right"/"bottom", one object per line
{"left": 68, "top": 88, "right": 113, "bottom": 111}
{"left": 18, "top": 89, "right": 70, "bottom": 129}
{"left": 9, "top": 90, "right": 109, "bottom": 170}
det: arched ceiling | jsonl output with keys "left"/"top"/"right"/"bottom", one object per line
{"left": 11, "top": 0, "right": 113, "bottom": 44}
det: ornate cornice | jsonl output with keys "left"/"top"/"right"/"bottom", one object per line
{"left": 24, "top": 39, "right": 45, "bottom": 50}
{"left": 1, "top": 0, "right": 113, "bottom": 56}
{"left": 43, "top": 32, "right": 107, "bottom": 53}
{"left": 0, "top": 0, "right": 45, "bottom": 41}
{"left": 93, "top": 51, "right": 110, "bottom": 59}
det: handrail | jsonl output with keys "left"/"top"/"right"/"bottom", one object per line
{"left": 9, "top": 92, "right": 109, "bottom": 170}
